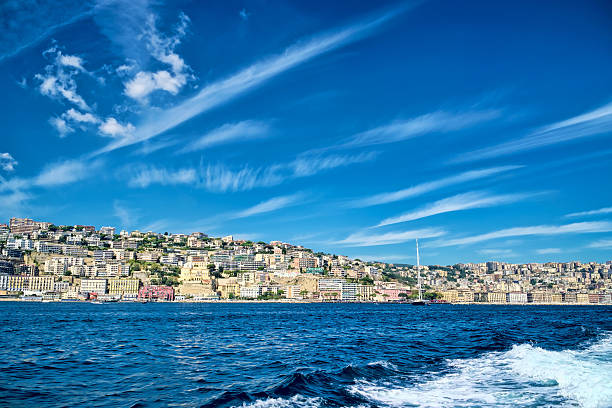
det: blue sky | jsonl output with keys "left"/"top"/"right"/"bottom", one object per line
{"left": 1, "top": 0, "right": 611, "bottom": 264}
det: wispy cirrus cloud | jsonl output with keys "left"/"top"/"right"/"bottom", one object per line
{"left": 478, "top": 248, "right": 516, "bottom": 256}
{"left": 113, "top": 200, "right": 139, "bottom": 228}
{"left": 536, "top": 248, "right": 561, "bottom": 254}
{"left": 0, "top": 153, "right": 18, "bottom": 172}
{"left": 340, "top": 110, "right": 500, "bottom": 149}
{"left": 453, "top": 101, "right": 612, "bottom": 163}
{"left": 0, "top": 2, "right": 93, "bottom": 64}
{"left": 232, "top": 193, "right": 304, "bottom": 219}
{"left": 128, "top": 166, "right": 197, "bottom": 188}
{"left": 338, "top": 228, "right": 446, "bottom": 247}
{"left": 92, "top": 5, "right": 410, "bottom": 155}
{"left": 376, "top": 191, "right": 539, "bottom": 227}
{"left": 290, "top": 151, "right": 377, "bottom": 177}
{"left": 126, "top": 151, "right": 376, "bottom": 192}
{"left": 430, "top": 221, "right": 612, "bottom": 248}
{"left": 565, "top": 207, "right": 612, "bottom": 218}
{"left": 180, "top": 120, "right": 270, "bottom": 153}
{"left": 34, "top": 158, "right": 103, "bottom": 187}
{"left": 350, "top": 165, "right": 521, "bottom": 208}
{"left": 587, "top": 239, "right": 612, "bottom": 249}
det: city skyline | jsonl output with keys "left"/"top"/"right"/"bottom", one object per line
{"left": 1, "top": 0, "right": 612, "bottom": 264}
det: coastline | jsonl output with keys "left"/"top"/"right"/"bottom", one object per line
{"left": 1, "top": 298, "right": 610, "bottom": 305}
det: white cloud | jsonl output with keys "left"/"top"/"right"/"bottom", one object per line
{"left": 99, "top": 117, "right": 135, "bottom": 138}
{"left": 126, "top": 150, "right": 376, "bottom": 192}
{"left": 199, "top": 164, "right": 283, "bottom": 192}
{"left": 536, "top": 248, "right": 561, "bottom": 254}
{"left": 431, "top": 221, "right": 612, "bottom": 247}
{"left": 338, "top": 228, "right": 446, "bottom": 247}
{"left": 479, "top": 248, "right": 516, "bottom": 256}
{"left": 587, "top": 239, "right": 612, "bottom": 249}
{"left": 58, "top": 54, "right": 85, "bottom": 70}
{"left": 376, "top": 191, "right": 537, "bottom": 227}
{"left": 49, "top": 117, "right": 74, "bottom": 137}
{"left": 565, "top": 207, "right": 612, "bottom": 218}
{"left": 341, "top": 110, "right": 500, "bottom": 149}
{"left": 232, "top": 193, "right": 304, "bottom": 219}
{"left": 181, "top": 120, "right": 270, "bottom": 153}
{"left": 64, "top": 108, "right": 99, "bottom": 124}
{"left": 35, "top": 46, "right": 89, "bottom": 111}
{"left": 454, "top": 101, "right": 612, "bottom": 162}
{"left": 94, "top": 6, "right": 408, "bottom": 155}
{"left": 123, "top": 12, "right": 192, "bottom": 101}
{"left": 124, "top": 70, "right": 186, "bottom": 100}
{"left": 113, "top": 200, "right": 139, "bottom": 228}
{"left": 290, "top": 151, "right": 377, "bottom": 177}
{"left": 0, "top": 153, "right": 18, "bottom": 172}
{"left": 351, "top": 165, "right": 522, "bottom": 208}
{"left": 34, "top": 159, "right": 100, "bottom": 187}
{"left": 128, "top": 166, "right": 196, "bottom": 188}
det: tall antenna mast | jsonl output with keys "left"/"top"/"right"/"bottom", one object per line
{"left": 416, "top": 239, "right": 422, "bottom": 301}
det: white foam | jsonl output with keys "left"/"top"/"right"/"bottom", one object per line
{"left": 351, "top": 334, "right": 612, "bottom": 408}
{"left": 368, "top": 360, "right": 399, "bottom": 371}
{"left": 236, "top": 395, "right": 322, "bottom": 408}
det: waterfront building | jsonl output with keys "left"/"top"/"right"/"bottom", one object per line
{"left": 108, "top": 278, "right": 140, "bottom": 295}
{"left": 357, "top": 284, "right": 375, "bottom": 301}
{"left": 507, "top": 292, "right": 528, "bottom": 303}
{"left": 0, "top": 275, "right": 54, "bottom": 292}
{"left": 80, "top": 279, "right": 107, "bottom": 294}
{"left": 138, "top": 285, "right": 174, "bottom": 301}
{"left": 341, "top": 282, "right": 358, "bottom": 301}
{"left": 487, "top": 292, "right": 507, "bottom": 303}
{"left": 240, "top": 285, "right": 261, "bottom": 299}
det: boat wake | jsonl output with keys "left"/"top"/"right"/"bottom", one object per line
{"left": 350, "top": 333, "right": 612, "bottom": 408}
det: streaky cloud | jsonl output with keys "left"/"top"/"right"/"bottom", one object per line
{"left": 565, "top": 207, "right": 612, "bottom": 218}
{"left": 588, "top": 239, "right": 612, "bottom": 249}
{"left": 342, "top": 110, "right": 500, "bottom": 149}
{"left": 453, "top": 100, "right": 612, "bottom": 163}
{"left": 180, "top": 120, "right": 270, "bottom": 153}
{"left": 126, "top": 151, "right": 376, "bottom": 192}
{"left": 536, "top": 248, "right": 561, "bottom": 254}
{"left": 232, "top": 193, "right": 304, "bottom": 219}
{"left": 430, "top": 221, "right": 612, "bottom": 247}
{"left": 376, "top": 190, "right": 538, "bottom": 227}
{"left": 90, "top": 5, "right": 411, "bottom": 156}
{"left": 350, "top": 165, "right": 522, "bottom": 208}
{"left": 338, "top": 228, "right": 446, "bottom": 247}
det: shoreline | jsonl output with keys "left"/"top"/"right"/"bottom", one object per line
{"left": 1, "top": 298, "right": 610, "bottom": 306}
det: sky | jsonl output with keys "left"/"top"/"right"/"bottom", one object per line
{"left": 1, "top": 0, "right": 611, "bottom": 265}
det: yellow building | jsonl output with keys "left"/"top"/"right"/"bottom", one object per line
{"left": 577, "top": 293, "right": 589, "bottom": 304}
{"left": 217, "top": 282, "right": 240, "bottom": 299}
{"left": 442, "top": 290, "right": 458, "bottom": 303}
{"left": 457, "top": 290, "right": 474, "bottom": 302}
{"left": 107, "top": 278, "right": 140, "bottom": 295}
{"left": 6, "top": 275, "right": 54, "bottom": 292}
{"left": 357, "top": 284, "right": 375, "bottom": 301}
{"left": 487, "top": 292, "right": 507, "bottom": 303}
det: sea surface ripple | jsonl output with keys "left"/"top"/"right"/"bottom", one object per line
{"left": 0, "top": 303, "right": 610, "bottom": 407}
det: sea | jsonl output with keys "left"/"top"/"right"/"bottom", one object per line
{"left": 0, "top": 302, "right": 610, "bottom": 408}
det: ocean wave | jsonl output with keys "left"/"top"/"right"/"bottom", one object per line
{"left": 350, "top": 333, "right": 612, "bottom": 408}
{"left": 235, "top": 394, "right": 322, "bottom": 408}
{"left": 368, "top": 360, "right": 398, "bottom": 371}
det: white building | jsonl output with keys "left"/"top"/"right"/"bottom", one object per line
{"left": 80, "top": 279, "right": 107, "bottom": 294}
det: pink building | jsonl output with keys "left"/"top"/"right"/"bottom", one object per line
{"left": 380, "top": 289, "right": 410, "bottom": 301}
{"left": 138, "top": 285, "right": 175, "bottom": 301}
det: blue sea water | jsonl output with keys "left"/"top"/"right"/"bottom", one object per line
{"left": 0, "top": 303, "right": 611, "bottom": 408}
